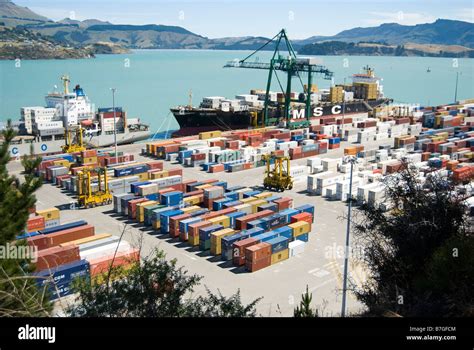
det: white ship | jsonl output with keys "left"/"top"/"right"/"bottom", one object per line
{"left": 2, "top": 75, "right": 151, "bottom": 157}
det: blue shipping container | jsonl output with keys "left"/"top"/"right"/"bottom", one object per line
{"left": 253, "top": 231, "right": 279, "bottom": 243}
{"left": 161, "top": 191, "right": 183, "bottom": 206}
{"left": 160, "top": 209, "right": 183, "bottom": 234}
{"left": 273, "top": 226, "right": 293, "bottom": 240}
{"left": 295, "top": 204, "right": 315, "bottom": 218}
{"left": 39, "top": 220, "right": 87, "bottom": 235}
{"left": 266, "top": 235, "right": 290, "bottom": 253}
{"left": 130, "top": 181, "right": 151, "bottom": 194}
{"left": 297, "top": 233, "right": 309, "bottom": 242}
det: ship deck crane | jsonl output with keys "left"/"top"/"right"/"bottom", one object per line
{"left": 77, "top": 167, "right": 112, "bottom": 209}
{"left": 224, "top": 29, "right": 334, "bottom": 129}
{"left": 262, "top": 154, "right": 293, "bottom": 192}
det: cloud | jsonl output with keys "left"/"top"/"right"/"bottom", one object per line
{"left": 364, "top": 11, "right": 436, "bottom": 26}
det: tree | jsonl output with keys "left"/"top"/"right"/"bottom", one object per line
{"left": 0, "top": 120, "right": 51, "bottom": 316}
{"left": 67, "top": 249, "right": 261, "bottom": 317}
{"left": 294, "top": 286, "right": 319, "bottom": 317}
{"left": 352, "top": 162, "right": 474, "bottom": 317}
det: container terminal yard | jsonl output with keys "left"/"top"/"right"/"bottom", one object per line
{"left": 7, "top": 98, "right": 474, "bottom": 317}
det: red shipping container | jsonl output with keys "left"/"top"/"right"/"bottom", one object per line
{"left": 81, "top": 149, "right": 97, "bottom": 158}
{"left": 170, "top": 183, "right": 185, "bottom": 192}
{"left": 191, "top": 153, "right": 206, "bottom": 161}
{"left": 245, "top": 242, "right": 272, "bottom": 262}
{"left": 35, "top": 245, "right": 80, "bottom": 272}
{"left": 88, "top": 249, "right": 140, "bottom": 277}
{"left": 188, "top": 221, "right": 212, "bottom": 239}
{"left": 273, "top": 197, "right": 292, "bottom": 211}
{"left": 27, "top": 216, "right": 45, "bottom": 232}
{"left": 26, "top": 235, "right": 50, "bottom": 250}
{"left": 291, "top": 212, "right": 313, "bottom": 224}
{"left": 46, "top": 224, "right": 95, "bottom": 247}
{"left": 328, "top": 143, "right": 340, "bottom": 150}
{"left": 169, "top": 214, "right": 191, "bottom": 238}
{"left": 213, "top": 207, "right": 237, "bottom": 216}
{"left": 147, "top": 161, "right": 164, "bottom": 170}
{"left": 202, "top": 179, "right": 219, "bottom": 185}
{"left": 233, "top": 238, "right": 258, "bottom": 266}
{"left": 290, "top": 147, "right": 302, "bottom": 155}
{"left": 128, "top": 198, "right": 149, "bottom": 219}
{"left": 210, "top": 164, "right": 225, "bottom": 173}
{"left": 235, "top": 209, "right": 274, "bottom": 230}
{"left": 167, "top": 168, "right": 183, "bottom": 177}
{"left": 210, "top": 140, "right": 225, "bottom": 148}
{"left": 246, "top": 255, "right": 271, "bottom": 272}
{"left": 184, "top": 189, "right": 204, "bottom": 197}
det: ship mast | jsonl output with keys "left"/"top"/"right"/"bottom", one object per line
{"left": 188, "top": 89, "right": 193, "bottom": 108}
{"left": 61, "top": 75, "right": 71, "bottom": 95}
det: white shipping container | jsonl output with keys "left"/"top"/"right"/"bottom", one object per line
{"left": 289, "top": 240, "right": 306, "bottom": 257}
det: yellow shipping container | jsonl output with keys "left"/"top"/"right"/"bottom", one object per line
{"left": 137, "top": 172, "right": 148, "bottom": 181}
{"left": 208, "top": 215, "right": 230, "bottom": 228}
{"left": 251, "top": 199, "right": 268, "bottom": 214}
{"left": 234, "top": 203, "right": 252, "bottom": 215}
{"left": 137, "top": 201, "right": 158, "bottom": 223}
{"left": 199, "top": 130, "right": 222, "bottom": 140}
{"left": 35, "top": 208, "right": 60, "bottom": 221}
{"left": 181, "top": 205, "right": 201, "bottom": 214}
{"left": 210, "top": 228, "right": 235, "bottom": 255}
{"left": 93, "top": 263, "right": 134, "bottom": 285}
{"left": 183, "top": 195, "right": 202, "bottom": 206}
{"left": 253, "top": 192, "right": 272, "bottom": 199}
{"left": 60, "top": 233, "right": 112, "bottom": 247}
{"left": 240, "top": 197, "right": 259, "bottom": 204}
{"left": 188, "top": 235, "right": 199, "bottom": 246}
{"left": 150, "top": 170, "right": 169, "bottom": 179}
{"left": 288, "top": 221, "right": 310, "bottom": 237}
{"left": 271, "top": 249, "right": 289, "bottom": 265}
{"left": 53, "top": 160, "right": 70, "bottom": 168}
{"left": 195, "top": 184, "right": 212, "bottom": 190}
{"left": 152, "top": 220, "right": 161, "bottom": 230}
{"left": 83, "top": 157, "right": 98, "bottom": 165}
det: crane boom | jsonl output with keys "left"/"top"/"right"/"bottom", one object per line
{"left": 223, "top": 29, "right": 334, "bottom": 128}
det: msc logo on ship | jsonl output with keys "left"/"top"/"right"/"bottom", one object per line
{"left": 11, "top": 147, "right": 19, "bottom": 155}
{"left": 41, "top": 144, "right": 48, "bottom": 152}
{"left": 292, "top": 105, "right": 343, "bottom": 119}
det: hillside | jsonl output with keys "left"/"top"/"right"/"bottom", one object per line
{"left": 0, "top": 26, "right": 129, "bottom": 59}
{"left": 298, "top": 41, "right": 474, "bottom": 58}
{"left": 298, "top": 19, "right": 474, "bottom": 49}
{"left": 1, "top": 0, "right": 473, "bottom": 59}
{"left": 0, "top": 0, "right": 52, "bottom": 26}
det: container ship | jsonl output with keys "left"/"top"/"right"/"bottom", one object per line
{"left": 171, "top": 67, "right": 392, "bottom": 137}
{"left": 3, "top": 75, "right": 151, "bottom": 157}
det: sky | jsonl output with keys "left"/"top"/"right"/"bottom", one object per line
{"left": 14, "top": 0, "right": 474, "bottom": 39}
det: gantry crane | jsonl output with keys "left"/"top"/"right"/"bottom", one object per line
{"left": 262, "top": 154, "right": 293, "bottom": 192}
{"left": 62, "top": 126, "right": 86, "bottom": 153}
{"left": 77, "top": 167, "right": 112, "bottom": 209}
{"left": 224, "top": 29, "right": 333, "bottom": 129}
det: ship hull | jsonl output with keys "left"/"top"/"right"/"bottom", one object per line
{"left": 7, "top": 130, "right": 151, "bottom": 158}
{"left": 171, "top": 99, "right": 391, "bottom": 136}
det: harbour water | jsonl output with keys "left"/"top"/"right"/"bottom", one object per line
{"left": 0, "top": 50, "right": 472, "bottom": 132}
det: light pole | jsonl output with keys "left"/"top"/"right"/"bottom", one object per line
{"left": 454, "top": 71, "right": 459, "bottom": 103}
{"left": 111, "top": 88, "right": 118, "bottom": 164}
{"left": 341, "top": 77, "right": 347, "bottom": 140}
{"left": 341, "top": 155, "right": 357, "bottom": 317}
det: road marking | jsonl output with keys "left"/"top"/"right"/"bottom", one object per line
{"left": 308, "top": 267, "right": 319, "bottom": 274}
{"left": 181, "top": 253, "right": 196, "bottom": 261}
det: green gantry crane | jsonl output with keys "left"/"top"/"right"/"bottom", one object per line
{"left": 224, "top": 29, "right": 334, "bottom": 129}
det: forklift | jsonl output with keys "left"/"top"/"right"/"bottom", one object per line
{"left": 62, "top": 126, "right": 86, "bottom": 154}
{"left": 263, "top": 154, "right": 294, "bottom": 192}
{"left": 77, "top": 167, "right": 112, "bottom": 209}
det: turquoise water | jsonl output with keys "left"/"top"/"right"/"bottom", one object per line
{"left": 0, "top": 50, "right": 473, "bottom": 132}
